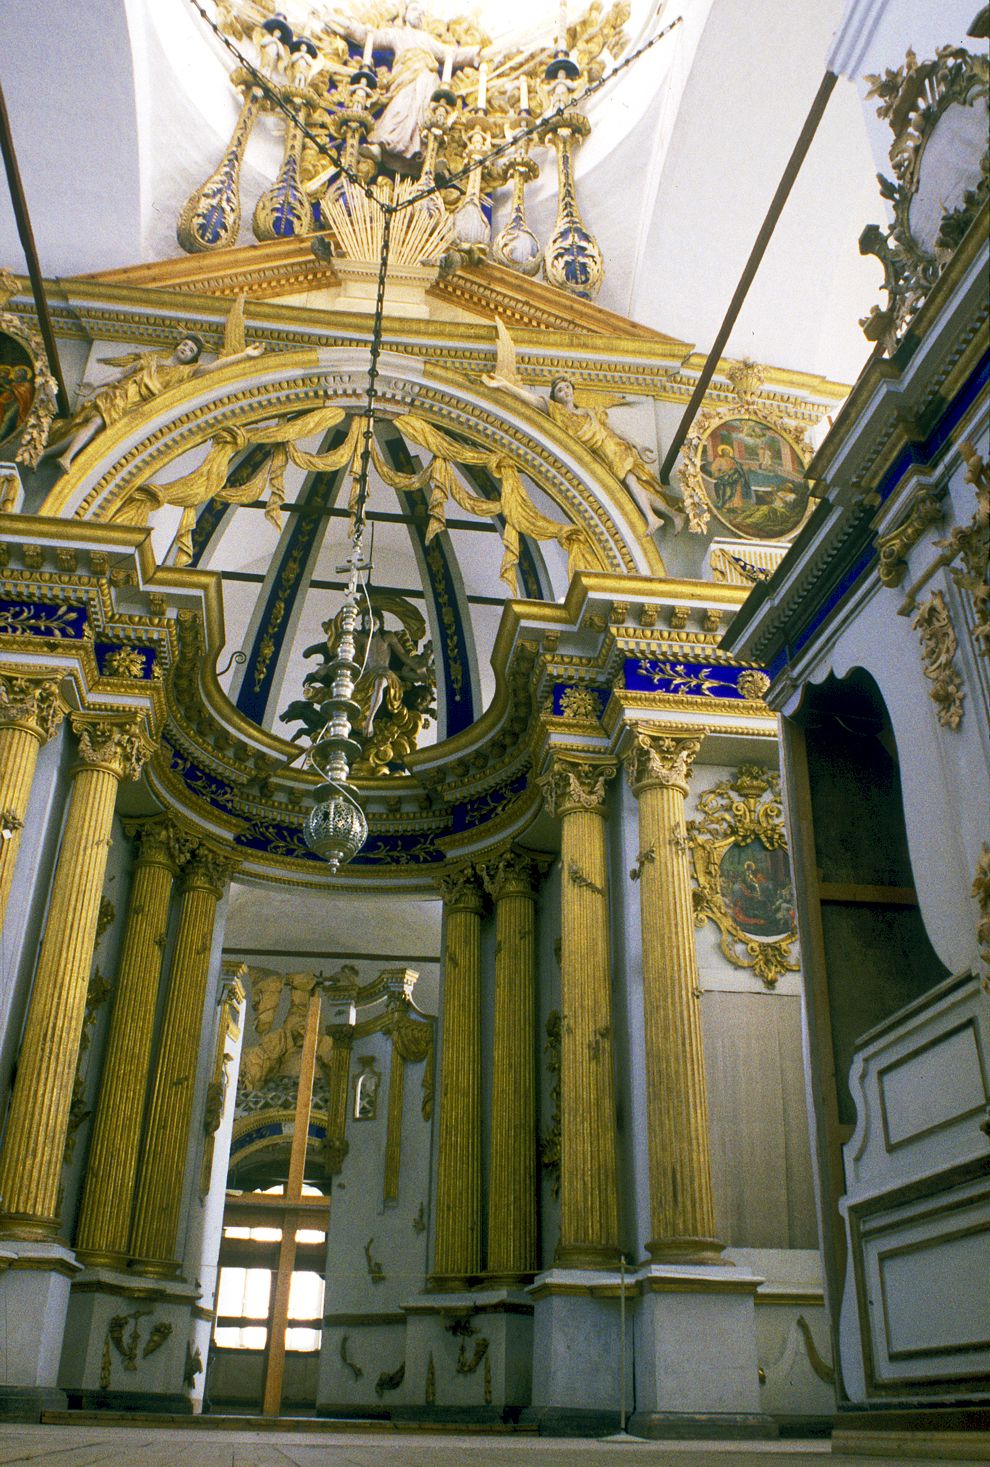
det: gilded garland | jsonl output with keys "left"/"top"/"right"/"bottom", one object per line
{"left": 686, "top": 765, "right": 799, "bottom": 989}
{"left": 0, "top": 270, "right": 58, "bottom": 469}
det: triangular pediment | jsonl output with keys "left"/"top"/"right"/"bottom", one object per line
{"left": 70, "top": 235, "right": 691, "bottom": 352}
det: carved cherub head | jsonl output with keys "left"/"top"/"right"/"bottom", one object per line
{"left": 174, "top": 335, "right": 205, "bottom": 365}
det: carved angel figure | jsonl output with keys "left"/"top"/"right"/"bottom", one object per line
{"left": 483, "top": 318, "right": 685, "bottom": 534}
{"left": 281, "top": 599, "right": 435, "bottom": 774}
{"left": 323, "top": 3, "right": 480, "bottom": 158}
{"left": 42, "top": 296, "right": 263, "bottom": 473}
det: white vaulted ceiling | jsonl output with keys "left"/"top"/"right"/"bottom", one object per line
{"left": 3, "top": 0, "right": 888, "bottom": 383}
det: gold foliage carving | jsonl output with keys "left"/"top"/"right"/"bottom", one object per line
{"left": 936, "top": 442, "right": 990, "bottom": 659}
{"left": 912, "top": 589, "right": 965, "bottom": 728}
{"left": 877, "top": 487, "right": 945, "bottom": 587}
{"left": 972, "top": 842, "right": 990, "bottom": 973}
{"left": 0, "top": 269, "right": 58, "bottom": 467}
{"left": 687, "top": 765, "right": 798, "bottom": 989}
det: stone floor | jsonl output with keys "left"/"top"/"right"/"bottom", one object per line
{"left": 0, "top": 1424, "right": 986, "bottom": 1467}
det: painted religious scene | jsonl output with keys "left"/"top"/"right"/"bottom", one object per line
{"left": 0, "top": 331, "right": 35, "bottom": 450}
{"left": 717, "top": 840, "right": 795, "bottom": 944}
{"left": 699, "top": 416, "right": 809, "bottom": 539}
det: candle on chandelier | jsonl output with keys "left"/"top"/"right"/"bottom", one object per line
{"left": 477, "top": 61, "right": 487, "bottom": 111}
{"left": 519, "top": 74, "right": 529, "bottom": 112}
{"left": 441, "top": 45, "right": 453, "bottom": 84}
{"left": 557, "top": 0, "right": 567, "bottom": 51}
{"left": 362, "top": 30, "right": 374, "bottom": 65}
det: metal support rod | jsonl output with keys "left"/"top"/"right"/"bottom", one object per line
{"left": 658, "top": 70, "right": 837, "bottom": 485}
{"left": 0, "top": 76, "right": 70, "bottom": 417}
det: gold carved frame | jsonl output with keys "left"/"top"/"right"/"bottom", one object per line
{"left": 687, "top": 764, "right": 799, "bottom": 989}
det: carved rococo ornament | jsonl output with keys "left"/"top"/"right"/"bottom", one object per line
{"left": 625, "top": 728, "right": 705, "bottom": 797}
{"left": 70, "top": 714, "right": 154, "bottom": 781}
{"left": 912, "top": 588, "right": 965, "bottom": 728}
{"left": 0, "top": 673, "right": 65, "bottom": 742}
{"left": 0, "top": 269, "right": 59, "bottom": 467}
{"left": 538, "top": 755, "right": 615, "bottom": 818}
{"left": 859, "top": 43, "right": 990, "bottom": 351}
{"left": 877, "top": 485, "right": 945, "bottom": 587}
{"left": 686, "top": 765, "right": 799, "bottom": 989}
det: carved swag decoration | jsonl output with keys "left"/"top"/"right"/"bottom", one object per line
{"left": 686, "top": 765, "right": 799, "bottom": 989}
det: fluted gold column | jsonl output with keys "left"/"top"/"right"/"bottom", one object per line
{"left": 538, "top": 756, "right": 620, "bottom": 1268}
{"left": 74, "top": 817, "right": 192, "bottom": 1265}
{"left": 626, "top": 727, "right": 721, "bottom": 1262}
{"left": 483, "top": 846, "right": 549, "bottom": 1286}
{"left": 0, "top": 716, "right": 152, "bottom": 1239}
{"left": 129, "top": 845, "right": 233, "bottom": 1275}
{"left": 431, "top": 866, "right": 485, "bottom": 1289}
{"left": 0, "top": 672, "right": 64, "bottom": 925}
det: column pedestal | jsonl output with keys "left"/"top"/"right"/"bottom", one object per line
{"left": 628, "top": 1263, "right": 777, "bottom": 1440}
{"left": 525, "top": 1268, "right": 631, "bottom": 1436}
{"left": 0, "top": 1241, "right": 79, "bottom": 1418}
{"left": 395, "top": 1290, "right": 533, "bottom": 1424}
{"left": 59, "top": 1266, "right": 200, "bottom": 1412}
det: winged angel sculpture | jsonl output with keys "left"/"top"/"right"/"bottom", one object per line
{"left": 483, "top": 319, "right": 685, "bottom": 535}
{"left": 43, "top": 296, "right": 264, "bottom": 473}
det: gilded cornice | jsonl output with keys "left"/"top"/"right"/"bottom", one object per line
{"left": 4, "top": 269, "right": 845, "bottom": 419}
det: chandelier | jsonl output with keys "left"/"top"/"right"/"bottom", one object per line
{"left": 187, "top": 0, "right": 681, "bottom": 872}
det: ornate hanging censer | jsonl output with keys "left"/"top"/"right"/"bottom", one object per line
{"left": 301, "top": 525, "right": 370, "bottom": 873}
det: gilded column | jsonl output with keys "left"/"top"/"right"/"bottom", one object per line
{"left": 431, "top": 865, "right": 485, "bottom": 1288}
{"left": 483, "top": 846, "right": 549, "bottom": 1286}
{"left": 323, "top": 1029, "right": 354, "bottom": 1177}
{"left": 538, "top": 756, "right": 620, "bottom": 1268}
{"left": 74, "top": 816, "right": 192, "bottom": 1265}
{"left": 0, "top": 672, "right": 64, "bottom": 925}
{"left": 129, "top": 844, "right": 234, "bottom": 1275}
{"left": 0, "top": 716, "right": 152, "bottom": 1238}
{"left": 625, "top": 727, "right": 721, "bottom": 1262}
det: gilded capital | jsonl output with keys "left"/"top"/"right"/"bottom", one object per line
{"left": 625, "top": 729, "right": 704, "bottom": 797}
{"left": 182, "top": 843, "right": 237, "bottom": 898}
{"left": 483, "top": 845, "right": 553, "bottom": 901}
{"left": 436, "top": 863, "right": 486, "bottom": 913}
{"left": 0, "top": 673, "right": 65, "bottom": 743}
{"left": 70, "top": 715, "right": 154, "bottom": 781}
{"left": 538, "top": 756, "right": 615, "bottom": 819}
{"left": 123, "top": 815, "right": 196, "bottom": 873}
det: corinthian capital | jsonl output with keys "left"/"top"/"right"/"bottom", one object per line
{"left": 123, "top": 815, "right": 197, "bottom": 872}
{"left": 182, "top": 843, "right": 238, "bottom": 898}
{"left": 0, "top": 673, "right": 65, "bottom": 742}
{"left": 538, "top": 756, "right": 615, "bottom": 819}
{"left": 483, "top": 845, "right": 553, "bottom": 901}
{"left": 436, "top": 863, "right": 486, "bottom": 913}
{"left": 625, "top": 728, "right": 704, "bottom": 797}
{"left": 70, "top": 714, "right": 154, "bottom": 781}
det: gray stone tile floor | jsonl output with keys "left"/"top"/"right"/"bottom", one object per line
{"left": 0, "top": 1424, "right": 985, "bottom": 1467}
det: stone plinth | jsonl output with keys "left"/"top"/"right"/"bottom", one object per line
{"left": 0, "top": 1241, "right": 79, "bottom": 1417}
